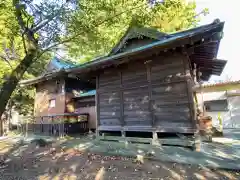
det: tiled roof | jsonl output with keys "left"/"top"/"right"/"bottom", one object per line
{"left": 20, "top": 19, "right": 225, "bottom": 86}
{"left": 44, "top": 57, "right": 75, "bottom": 74}
{"left": 201, "top": 80, "right": 240, "bottom": 88}
{"left": 67, "top": 20, "right": 225, "bottom": 81}
{"left": 194, "top": 80, "right": 240, "bottom": 93}
{"left": 109, "top": 26, "right": 170, "bottom": 55}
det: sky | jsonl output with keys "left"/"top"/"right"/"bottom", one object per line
{"left": 196, "top": 0, "right": 239, "bottom": 82}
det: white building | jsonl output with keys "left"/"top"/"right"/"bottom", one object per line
{"left": 196, "top": 81, "right": 240, "bottom": 129}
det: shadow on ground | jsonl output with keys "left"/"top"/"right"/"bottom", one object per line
{"left": 0, "top": 135, "right": 239, "bottom": 180}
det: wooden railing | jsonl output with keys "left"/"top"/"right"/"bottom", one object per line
{"left": 19, "top": 113, "right": 89, "bottom": 136}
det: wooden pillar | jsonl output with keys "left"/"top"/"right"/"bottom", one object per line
{"left": 200, "top": 87, "right": 204, "bottom": 115}
{"left": 193, "top": 132, "right": 201, "bottom": 152}
{"left": 41, "top": 116, "right": 43, "bottom": 135}
{"left": 61, "top": 78, "right": 65, "bottom": 137}
{"left": 152, "top": 131, "right": 159, "bottom": 145}
{"left": 51, "top": 116, "right": 54, "bottom": 136}
{"left": 25, "top": 117, "right": 28, "bottom": 137}
{"left": 186, "top": 79, "right": 197, "bottom": 130}
{"left": 0, "top": 117, "right": 3, "bottom": 136}
{"left": 95, "top": 75, "right": 100, "bottom": 137}
{"left": 62, "top": 116, "right": 65, "bottom": 137}
{"left": 58, "top": 116, "right": 61, "bottom": 137}
{"left": 146, "top": 62, "right": 154, "bottom": 127}
{"left": 119, "top": 71, "right": 125, "bottom": 137}
{"left": 182, "top": 52, "right": 197, "bottom": 131}
{"left": 33, "top": 117, "right": 35, "bottom": 134}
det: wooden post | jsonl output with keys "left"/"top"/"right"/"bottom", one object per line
{"left": 186, "top": 79, "right": 197, "bottom": 130}
{"left": 152, "top": 131, "right": 159, "bottom": 145}
{"left": 41, "top": 116, "right": 43, "bottom": 135}
{"left": 182, "top": 53, "right": 196, "bottom": 130}
{"left": 0, "top": 117, "right": 3, "bottom": 136}
{"left": 183, "top": 50, "right": 200, "bottom": 150}
{"left": 58, "top": 116, "right": 61, "bottom": 137}
{"left": 33, "top": 117, "right": 35, "bottom": 134}
{"left": 226, "top": 90, "right": 233, "bottom": 128}
{"left": 62, "top": 78, "right": 66, "bottom": 137}
{"left": 95, "top": 75, "right": 100, "bottom": 137}
{"left": 146, "top": 63, "right": 154, "bottom": 127}
{"left": 201, "top": 85, "right": 204, "bottom": 115}
{"left": 119, "top": 71, "right": 125, "bottom": 131}
{"left": 193, "top": 131, "right": 201, "bottom": 152}
{"left": 60, "top": 116, "right": 64, "bottom": 137}
{"left": 25, "top": 117, "right": 28, "bottom": 137}
{"left": 51, "top": 116, "right": 54, "bottom": 136}
{"left": 62, "top": 116, "right": 64, "bottom": 137}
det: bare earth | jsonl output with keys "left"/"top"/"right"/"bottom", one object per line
{"left": 0, "top": 140, "right": 239, "bottom": 180}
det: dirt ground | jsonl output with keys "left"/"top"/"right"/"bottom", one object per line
{"left": 0, "top": 140, "right": 239, "bottom": 180}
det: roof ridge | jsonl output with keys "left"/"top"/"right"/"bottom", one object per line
{"left": 54, "top": 56, "right": 76, "bottom": 66}
{"left": 109, "top": 25, "right": 169, "bottom": 55}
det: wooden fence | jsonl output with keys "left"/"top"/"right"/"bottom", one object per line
{"left": 19, "top": 113, "right": 89, "bottom": 136}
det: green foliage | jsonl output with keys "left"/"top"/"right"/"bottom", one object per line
{"left": 66, "top": 0, "right": 150, "bottom": 61}
{"left": 10, "top": 86, "right": 35, "bottom": 116}
{"left": 0, "top": 0, "right": 53, "bottom": 115}
{"left": 27, "top": 52, "right": 53, "bottom": 77}
{"left": 66, "top": 0, "right": 205, "bottom": 62}
{"left": 150, "top": 0, "right": 198, "bottom": 32}
{"left": 9, "top": 53, "right": 52, "bottom": 116}
{"left": 0, "top": 0, "right": 208, "bottom": 117}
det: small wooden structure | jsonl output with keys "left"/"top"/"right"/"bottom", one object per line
{"left": 21, "top": 20, "right": 226, "bottom": 148}
{"left": 20, "top": 58, "right": 96, "bottom": 135}
{"left": 21, "top": 113, "right": 89, "bottom": 136}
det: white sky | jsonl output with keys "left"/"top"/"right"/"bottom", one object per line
{"left": 196, "top": 0, "right": 239, "bottom": 82}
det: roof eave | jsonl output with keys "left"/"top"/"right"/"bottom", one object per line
{"left": 20, "top": 21, "right": 225, "bottom": 86}
{"left": 67, "top": 22, "right": 225, "bottom": 74}
{"left": 19, "top": 70, "right": 66, "bottom": 86}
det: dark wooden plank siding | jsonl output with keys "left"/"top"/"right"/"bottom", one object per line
{"left": 122, "top": 61, "right": 151, "bottom": 126}
{"left": 97, "top": 52, "right": 196, "bottom": 133}
{"left": 151, "top": 55, "right": 186, "bottom": 85}
{"left": 98, "top": 69, "right": 121, "bottom": 127}
{"left": 123, "top": 87, "right": 151, "bottom": 126}
{"left": 99, "top": 91, "right": 121, "bottom": 126}
{"left": 122, "top": 69, "right": 148, "bottom": 88}
{"left": 99, "top": 70, "right": 120, "bottom": 88}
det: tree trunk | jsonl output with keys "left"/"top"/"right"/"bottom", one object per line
{"left": 0, "top": 51, "right": 37, "bottom": 135}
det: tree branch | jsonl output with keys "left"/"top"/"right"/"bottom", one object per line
{"left": 0, "top": 55, "right": 13, "bottom": 70}
{"left": 43, "top": 3, "right": 145, "bottom": 52}
{"left": 32, "top": 15, "right": 56, "bottom": 33}
{"left": 13, "top": 0, "right": 26, "bottom": 32}
{"left": 32, "top": 2, "right": 68, "bottom": 33}
{"left": 13, "top": 0, "right": 38, "bottom": 45}
{"left": 22, "top": 34, "right": 28, "bottom": 54}
{"left": 26, "top": 16, "right": 32, "bottom": 29}
{"left": 194, "top": 9, "right": 208, "bottom": 18}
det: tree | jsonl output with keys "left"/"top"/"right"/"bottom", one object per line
{"left": 67, "top": 0, "right": 207, "bottom": 62}
{"left": 0, "top": 0, "right": 70, "bottom": 134}
{"left": 6, "top": 52, "right": 52, "bottom": 117}
{"left": 0, "top": 0, "right": 206, "bottom": 135}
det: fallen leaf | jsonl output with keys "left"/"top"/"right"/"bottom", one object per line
{"left": 95, "top": 167, "right": 105, "bottom": 180}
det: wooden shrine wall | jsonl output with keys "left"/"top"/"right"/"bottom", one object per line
{"left": 96, "top": 52, "right": 196, "bottom": 133}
